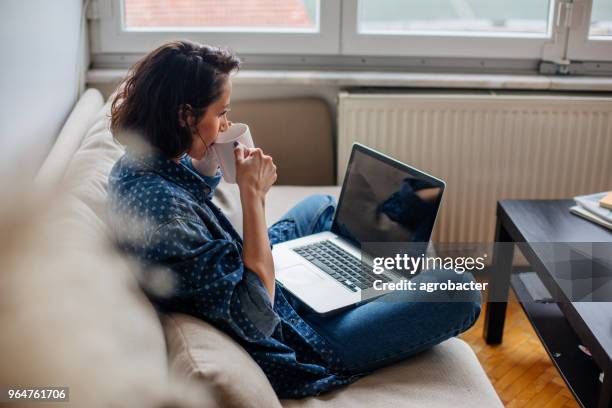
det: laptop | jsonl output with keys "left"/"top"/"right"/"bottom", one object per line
{"left": 272, "top": 143, "right": 445, "bottom": 314}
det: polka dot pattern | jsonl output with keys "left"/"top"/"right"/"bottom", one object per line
{"left": 107, "top": 151, "right": 360, "bottom": 398}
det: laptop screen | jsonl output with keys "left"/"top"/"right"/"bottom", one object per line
{"left": 331, "top": 144, "right": 445, "bottom": 247}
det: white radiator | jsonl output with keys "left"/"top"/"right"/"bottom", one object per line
{"left": 337, "top": 91, "right": 612, "bottom": 243}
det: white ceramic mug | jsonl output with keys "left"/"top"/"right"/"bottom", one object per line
{"left": 211, "top": 123, "right": 254, "bottom": 183}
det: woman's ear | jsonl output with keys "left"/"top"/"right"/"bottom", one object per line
{"left": 178, "top": 104, "right": 194, "bottom": 128}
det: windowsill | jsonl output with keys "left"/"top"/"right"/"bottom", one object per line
{"left": 87, "top": 68, "right": 612, "bottom": 92}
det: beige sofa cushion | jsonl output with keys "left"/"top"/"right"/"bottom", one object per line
{"left": 213, "top": 180, "right": 341, "bottom": 236}
{"left": 283, "top": 337, "right": 501, "bottom": 408}
{"left": 36, "top": 88, "right": 105, "bottom": 188}
{"left": 60, "top": 98, "right": 126, "bottom": 234}
{"left": 163, "top": 313, "right": 283, "bottom": 408}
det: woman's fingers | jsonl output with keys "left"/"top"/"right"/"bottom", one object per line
{"left": 242, "top": 147, "right": 255, "bottom": 157}
{"left": 233, "top": 142, "right": 246, "bottom": 162}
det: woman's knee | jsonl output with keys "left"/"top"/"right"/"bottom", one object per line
{"left": 304, "top": 194, "right": 336, "bottom": 210}
{"left": 306, "top": 194, "right": 336, "bottom": 234}
{"left": 415, "top": 268, "right": 482, "bottom": 331}
{"left": 434, "top": 269, "right": 482, "bottom": 302}
{"left": 279, "top": 194, "right": 337, "bottom": 237}
{"left": 444, "top": 270, "right": 482, "bottom": 331}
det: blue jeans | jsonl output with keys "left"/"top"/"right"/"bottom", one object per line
{"left": 268, "top": 194, "right": 482, "bottom": 374}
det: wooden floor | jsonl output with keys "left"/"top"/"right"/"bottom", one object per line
{"left": 460, "top": 291, "right": 580, "bottom": 408}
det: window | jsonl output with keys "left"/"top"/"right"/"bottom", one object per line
{"left": 341, "top": 0, "right": 556, "bottom": 59}
{"left": 123, "top": 0, "right": 319, "bottom": 32}
{"left": 89, "top": 0, "right": 612, "bottom": 66}
{"left": 357, "top": 0, "right": 550, "bottom": 35}
{"left": 589, "top": 0, "right": 612, "bottom": 37}
{"left": 566, "top": 0, "right": 612, "bottom": 62}
{"left": 90, "top": 0, "right": 340, "bottom": 54}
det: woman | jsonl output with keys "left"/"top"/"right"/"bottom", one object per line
{"left": 108, "top": 40, "right": 481, "bottom": 399}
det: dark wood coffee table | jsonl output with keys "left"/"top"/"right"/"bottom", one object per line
{"left": 483, "top": 200, "right": 612, "bottom": 408}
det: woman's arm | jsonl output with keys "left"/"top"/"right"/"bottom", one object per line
{"left": 240, "top": 188, "right": 275, "bottom": 300}
{"left": 146, "top": 218, "right": 280, "bottom": 341}
{"left": 234, "top": 144, "right": 278, "bottom": 301}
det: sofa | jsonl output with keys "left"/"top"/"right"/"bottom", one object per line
{"left": 3, "top": 88, "right": 502, "bottom": 407}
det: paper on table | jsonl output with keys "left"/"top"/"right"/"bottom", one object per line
{"left": 574, "top": 192, "right": 612, "bottom": 223}
{"left": 570, "top": 206, "right": 612, "bottom": 231}
{"left": 600, "top": 192, "right": 612, "bottom": 210}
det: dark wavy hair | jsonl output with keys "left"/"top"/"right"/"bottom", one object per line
{"left": 110, "top": 40, "right": 241, "bottom": 158}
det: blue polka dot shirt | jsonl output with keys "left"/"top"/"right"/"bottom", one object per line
{"left": 107, "top": 151, "right": 361, "bottom": 398}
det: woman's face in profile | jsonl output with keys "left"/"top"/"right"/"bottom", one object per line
{"left": 187, "top": 79, "right": 232, "bottom": 160}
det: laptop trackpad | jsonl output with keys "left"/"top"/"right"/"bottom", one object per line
{"left": 278, "top": 264, "right": 325, "bottom": 286}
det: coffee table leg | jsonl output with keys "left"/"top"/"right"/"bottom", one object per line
{"left": 483, "top": 216, "right": 515, "bottom": 344}
{"left": 598, "top": 369, "right": 611, "bottom": 408}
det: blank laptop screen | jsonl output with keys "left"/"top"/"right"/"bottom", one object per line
{"left": 331, "top": 145, "right": 444, "bottom": 247}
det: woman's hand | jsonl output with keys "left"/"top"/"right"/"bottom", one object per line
{"left": 234, "top": 143, "right": 277, "bottom": 197}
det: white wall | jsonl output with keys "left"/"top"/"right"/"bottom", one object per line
{"left": 0, "top": 0, "right": 84, "bottom": 179}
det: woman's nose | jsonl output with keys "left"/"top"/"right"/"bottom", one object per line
{"left": 220, "top": 118, "right": 231, "bottom": 133}
{"left": 220, "top": 118, "right": 228, "bottom": 132}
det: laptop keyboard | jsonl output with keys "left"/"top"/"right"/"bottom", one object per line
{"left": 292, "top": 240, "right": 393, "bottom": 292}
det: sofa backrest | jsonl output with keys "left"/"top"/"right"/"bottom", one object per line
{"left": 36, "top": 89, "right": 105, "bottom": 189}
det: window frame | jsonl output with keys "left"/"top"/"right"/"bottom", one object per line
{"left": 566, "top": 0, "right": 612, "bottom": 61}
{"left": 90, "top": 0, "right": 341, "bottom": 55}
{"left": 88, "top": 0, "right": 611, "bottom": 68}
{"left": 340, "top": 0, "right": 561, "bottom": 59}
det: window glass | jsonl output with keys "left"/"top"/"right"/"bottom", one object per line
{"left": 358, "top": 0, "right": 550, "bottom": 35}
{"left": 124, "top": 0, "right": 319, "bottom": 31}
{"left": 589, "top": 0, "right": 612, "bottom": 37}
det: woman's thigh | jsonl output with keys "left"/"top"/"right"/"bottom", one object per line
{"left": 301, "top": 268, "right": 482, "bottom": 374}
{"left": 268, "top": 194, "right": 336, "bottom": 245}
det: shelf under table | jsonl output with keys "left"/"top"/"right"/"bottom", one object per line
{"left": 511, "top": 273, "right": 604, "bottom": 408}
